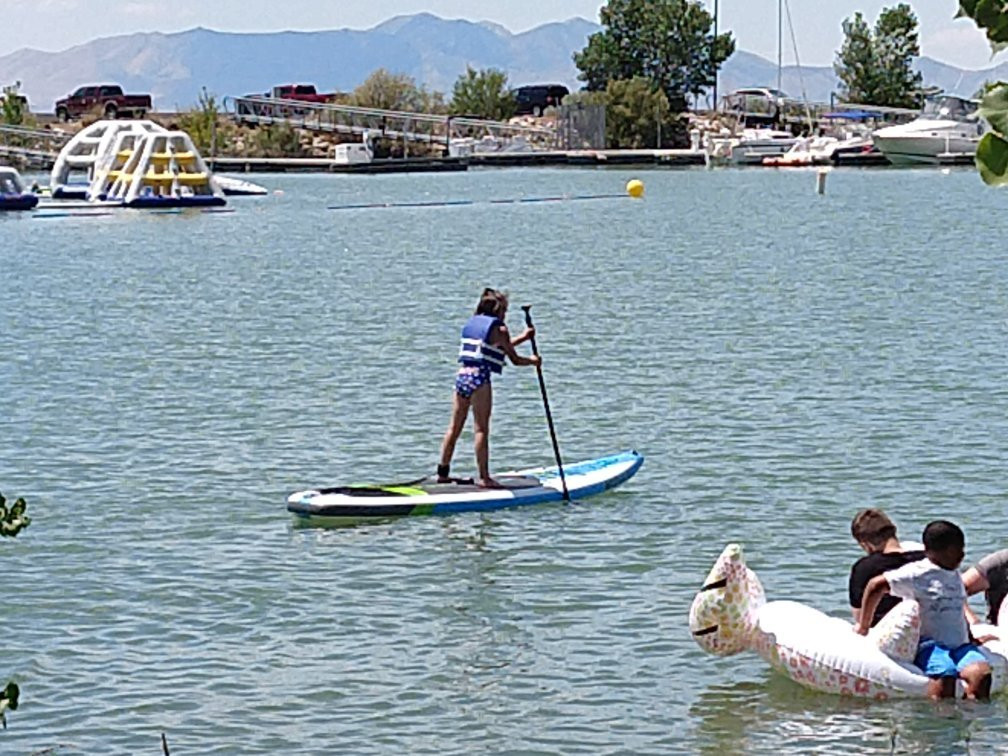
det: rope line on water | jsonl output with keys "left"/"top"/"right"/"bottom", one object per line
{"left": 327, "top": 193, "right": 628, "bottom": 211}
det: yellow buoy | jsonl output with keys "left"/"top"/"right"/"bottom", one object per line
{"left": 626, "top": 178, "right": 644, "bottom": 198}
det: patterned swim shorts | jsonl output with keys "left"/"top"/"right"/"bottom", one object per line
{"left": 455, "top": 365, "right": 491, "bottom": 398}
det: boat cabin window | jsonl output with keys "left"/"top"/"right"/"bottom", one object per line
{"left": 0, "top": 176, "right": 19, "bottom": 194}
{"left": 922, "top": 97, "right": 977, "bottom": 121}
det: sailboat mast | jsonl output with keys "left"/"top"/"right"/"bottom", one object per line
{"left": 777, "top": 0, "right": 783, "bottom": 92}
{"left": 713, "top": 0, "right": 719, "bottom": 108}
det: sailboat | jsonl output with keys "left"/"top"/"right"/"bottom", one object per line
{"left": 708, "top": 1, "right": 805, "bottom": 165}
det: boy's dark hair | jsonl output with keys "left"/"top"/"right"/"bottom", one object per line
{"left": 851, "top": 509, "right": 897, "bottom": 549}
{"left": 922, "top": 520, "right": 964, "bottom": 551}
{"left": 475, "top": 288, "right": 508, "bottom": 319}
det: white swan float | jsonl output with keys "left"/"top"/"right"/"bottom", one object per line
{"left": 689, "top": 543, "right": 1008, "bottom": 699}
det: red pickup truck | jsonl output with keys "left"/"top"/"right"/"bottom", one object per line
{"left": 55, "top": 84, "right": 152, "bottom": 121}
{"left": 257, "top": 84, "right": 337, "bottom": 103}
{"left": 237, "top": 84, "right": 339, "bottom": 119}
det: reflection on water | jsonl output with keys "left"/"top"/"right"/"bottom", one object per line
{"left": 690, "top": 673, "right": 1005, "bottom": 754}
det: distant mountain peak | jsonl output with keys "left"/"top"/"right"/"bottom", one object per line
{"left": 477, "top": 20, "right": 512, "bottom": 37}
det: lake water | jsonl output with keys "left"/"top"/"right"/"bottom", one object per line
{"left": 2, "top": 165, "right": 1008, "bottom": 754}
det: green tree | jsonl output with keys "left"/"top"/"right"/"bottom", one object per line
{"left": 834, "top": 4, "right": 924, "bottom": 108}
{"left": 573, "top": 0, "right": 734, "bottom": 112}
{"left": 449, "top": 66, "right": 516, "bottom": 120}
{"left": 605, "top": 78, "right": 672, "bottom": 148}
{"left": 2, "top": 491, "right": 29, "bottom": 729}
{"left": 177, "top": 87, "right": 227, "bottom": 154}
{"left": 350, "top": 69, "right": 442, "bottom": 112}
{"left": 1, "top": 81, "right": 25, "bottom": 126}
{"left": 564, "top": 80, "right": 676, "bottom": 148}
{"left": 252, "top": 122, "right": 303, "bottom": 157}
{"left": 958, "top": 1, "right": 1008, "bottom": 185}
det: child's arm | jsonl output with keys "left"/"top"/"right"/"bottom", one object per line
{"left": 965, "top": 602, "right": 980, "bottom": 625}
{"left": 961, "top": 566, "right": 990, "bottom": 596}
{"left": 510, "top": 325, "right": 535, "bottom": 347}
{"left": 854, "top": 575, "right": 891, "bottom": 635}
{"left": 493, "top": 324, "right": 541, "bottom": 367}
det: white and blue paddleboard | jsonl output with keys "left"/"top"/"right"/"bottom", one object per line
{"left": 287, "top": 450, "right": 644, "bottom": 525}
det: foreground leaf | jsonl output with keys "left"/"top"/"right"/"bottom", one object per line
{"left": 976, "top": 131, "right": 1008, "bottom": 185}
{"left": 980, "top": 81, "right": 1008, "bottom": 136}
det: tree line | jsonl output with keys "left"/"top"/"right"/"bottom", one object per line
{"left": 4, "top": 2, "right": 1006, "bottom": 168}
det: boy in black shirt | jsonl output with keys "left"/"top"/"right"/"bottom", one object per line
{"left": 848, "top": 508, "right": 926, "bottom": 627}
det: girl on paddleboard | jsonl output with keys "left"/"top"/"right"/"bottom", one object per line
{"left": 437, "top": 288, "right": 540, "bottom": 488}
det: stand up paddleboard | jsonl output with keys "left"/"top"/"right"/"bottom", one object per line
{"left": 287, "top": 450, "right": 643, "bottom": 525}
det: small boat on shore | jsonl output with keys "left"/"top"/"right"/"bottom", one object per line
{"left": 214, "top": 175, "right": 268, "bottom": 196}
{"left": 0, "top": 167, "right": 39, "bottom": 211}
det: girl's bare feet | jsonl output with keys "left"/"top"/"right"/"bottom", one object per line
{"left": 478, "top": 478, "right": 504, "bottom": 489}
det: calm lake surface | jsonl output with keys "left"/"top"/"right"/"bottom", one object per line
{"left": 2, "top": 165, "right": 1007, "bottom": 754}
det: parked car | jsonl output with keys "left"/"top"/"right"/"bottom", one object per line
{"left": 513, "top": 84, "right": 569, "bottom": 116}
{"left": 54, "top": 84, "right": 152, "bottom": 121}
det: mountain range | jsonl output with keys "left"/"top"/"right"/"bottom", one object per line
{"left": 1, "top": 13, "right": 1005, "bottom": 113}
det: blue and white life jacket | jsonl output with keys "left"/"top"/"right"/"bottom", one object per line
{"left": 458, "top": 314, "right": 506, "bottom": 373}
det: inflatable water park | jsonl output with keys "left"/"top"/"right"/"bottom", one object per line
{"left": 49, "top": 119, "right": 225, "bottom": 207}
{"left": 689, "top": 543, "right": 1008, "bottom": 699}
{"left": 0, "top": 166, "right": 39, "bottom": 211}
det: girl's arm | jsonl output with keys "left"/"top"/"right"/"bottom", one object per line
{"left": 510, "top": 326, "right": 535, "bottom": 347}
{"left": 493, "top": 324, "right": 541, "bottom": 367}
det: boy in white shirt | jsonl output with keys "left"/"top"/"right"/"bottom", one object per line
{"left": 855, "top": 520, "right": 992, "bottom": 700}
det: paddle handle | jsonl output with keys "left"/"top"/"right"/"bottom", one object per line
{"left": 521, "top": 305, "right": 569, "bottom": 501}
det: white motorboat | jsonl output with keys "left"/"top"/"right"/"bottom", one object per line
{"left": 872, "top": 95, "right": 986, "bottom": 165}
{"left": 707, "top": 127, "right": 799, "bottom": 166}
{"left": 762, "top": 135, "right": 840, "bottom": 167}
{"left": 214, "top": 175, "right": 268, "bottom": 196}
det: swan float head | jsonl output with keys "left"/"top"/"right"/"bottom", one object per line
{"left": 688, "top": 543, "right": 766, "bottom": 655}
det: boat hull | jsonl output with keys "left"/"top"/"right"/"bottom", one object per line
{"left": 873, "top": 120, "right": 982, "bottom": 165}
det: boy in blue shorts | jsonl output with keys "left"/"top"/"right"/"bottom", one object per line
{"left": 855, "top": 520, "right": 992, "bottom": 700}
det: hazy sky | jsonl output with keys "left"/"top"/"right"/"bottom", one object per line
{"left": 2, "top": 0, "right": 1005, "bottom": 70}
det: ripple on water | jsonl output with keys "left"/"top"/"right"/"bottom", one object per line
{"left": 2, "top": 168, "right": 1008, "bottom": 752}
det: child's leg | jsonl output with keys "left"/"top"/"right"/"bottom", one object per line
{"left": 959, "top": 662, "right": 992, "bottom": 700}
{"left": 926, "top": 676, "right": 956, "bottom": 700}
{"left": 439, "top": 392, "right": 471, "bottom": 480}
{"left": 955, "top": 645, "right": 993, "bottom": 700}
{"left": 470, "top": 382, "right": 497, "bottom": 487}
{"left": 916, "top": 640, "right": 958, "bottom": 699}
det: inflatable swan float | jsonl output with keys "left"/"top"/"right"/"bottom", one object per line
{"left": 689, "top": 543, "right": 1008, "bottom": 699}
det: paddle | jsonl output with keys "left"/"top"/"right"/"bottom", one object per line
{"left": 521, "top": 305, "right": 570, "bottom": 502}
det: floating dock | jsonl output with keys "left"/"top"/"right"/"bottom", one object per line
{"left": 208, "top": 149, "right": 706, "bottom": 173}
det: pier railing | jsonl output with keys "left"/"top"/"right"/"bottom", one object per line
{"left": 229, "top": 96, "right": 560, "bottom": 152}
{"left": 0, "top": 124, "right": 70, "bottom": 167}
